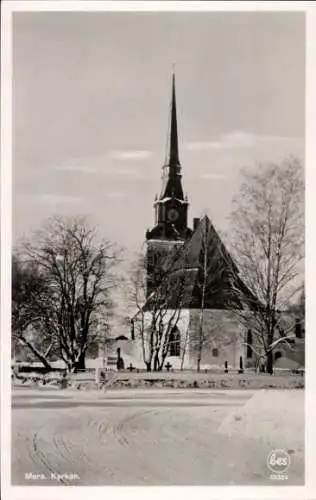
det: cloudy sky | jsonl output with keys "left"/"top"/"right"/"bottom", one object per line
{"left": 13, "top": 11, "right": 305, "bottom": 252}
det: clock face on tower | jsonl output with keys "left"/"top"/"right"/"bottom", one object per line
{"left": 167, "top": 208, "right": 179, "bottom": 222}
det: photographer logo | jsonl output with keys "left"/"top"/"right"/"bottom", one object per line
{"left": 267, "top": 449, "right": 290, "bottom": 480}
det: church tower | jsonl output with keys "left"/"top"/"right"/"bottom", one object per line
{"left": 146, "top": 73, "right": 192, "bottom": 296}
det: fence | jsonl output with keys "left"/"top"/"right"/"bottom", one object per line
{"left": 12, "top": 362, "right": 304, "bottom": 389}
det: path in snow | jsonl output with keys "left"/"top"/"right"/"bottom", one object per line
{"left": 11, "top": 388, "right": 304, "bottom": 486}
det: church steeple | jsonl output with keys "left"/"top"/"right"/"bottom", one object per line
{"left": 169, "top": 72, "right": 180, "bottom": 167}
{"left": 146, "top": 71, "right": 192, "bottom": 244}
{"left": 160, "top": 71, "right": 184, "bottom": 201}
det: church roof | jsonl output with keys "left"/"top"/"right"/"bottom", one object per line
{"left": 158, "top": 215, "right": 259, "bottom": 311}
{"left": 170, "top": 216, "right": 239, "bottom": 274}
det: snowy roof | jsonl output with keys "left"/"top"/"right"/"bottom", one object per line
{"left": 146, "top": 215, "right": 259, "bottom": 311}
{"left": 154, "top": 197, "right": 188, "bottom": 205}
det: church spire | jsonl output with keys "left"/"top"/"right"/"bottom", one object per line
{"left": 168, "top": 71, "right": 180, "bottom": 167}
{"left": 146, "top": 70, "right": 192, "bottom": 245}
{"left": 160, "top": 70, "right": 184, "bottom": 200}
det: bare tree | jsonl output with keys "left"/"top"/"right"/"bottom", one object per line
{"left": 229, "top": 158, "right": 304, "bottom": 374}
{"left": 15, "top": 216, "right": 120, "bottom": 372}
{"left": 180, "top": 324, "right": 190, "bottom": 370}
{"left": 152, "top": 270, "right": 190, "bottom": 371}
{"left": 129, "top": 249, "right": 190, "bottom": 371}
{"left": 128, "top": 253, "right": 149, "bottom": 369}
{"left": 189, "top": 216, "right": 246, "bottom": 372}
{"left": 195, "top": 218, "right": 208, "bottom": 372}
{"left": 12, "top": 256, "right": 54, "bottom": 368}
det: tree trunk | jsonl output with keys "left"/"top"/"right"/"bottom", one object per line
{"left": 18, "top": 336, "right": 52, "bottom": 370}
{"left": 196, "top": 324, "right": 203, "bottom": 373}
{"left": 267, "top": 350, "right": 273, "bottom": 375}
{"left": 73, "top": 351, "right": 86, "bottom": 372}
{"left": 153, "top": 354, "right": 159, "bottom": 372}
{"left": 267, "top": 328, "right": 274, "bottom": 374}
{"left": 146, "top": 362, "right": 152, "bottom": 372}
{"left": 197, "top": 223, "right": 208, "bottom": 373}
{"left": 196, "top": 359, "right": 201, "bottom": 373}
{"left": 180, "top": 327, "right": 189, "bottom": 371}
{"left": 159, "top": 354, "right": 167, "bottom": 371}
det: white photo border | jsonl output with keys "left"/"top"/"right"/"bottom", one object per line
{"left": 1, "top": 2, "right": 315, "bottom": 500}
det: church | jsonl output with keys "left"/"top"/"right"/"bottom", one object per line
{"left": 129, "top": 73, "right": 258, "bottom": 371}
{"left": 103, "top": 73, "right": 304, "bottom": 372}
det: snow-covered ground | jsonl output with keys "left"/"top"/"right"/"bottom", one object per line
{"left": 218, "top": 389, "right": 304, "bottom": 451}
{"left": 11, "top": 388, "right": 304, "bottom": 486}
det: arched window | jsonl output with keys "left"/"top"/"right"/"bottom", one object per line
{"left": 246, "top": 330, "right": 253, "bottom": 359}
{"left": 169, "top": 327, "right": 181, "bottom": 357}
{"left": 115, "top": 335, "right": 128, "bottom": 341}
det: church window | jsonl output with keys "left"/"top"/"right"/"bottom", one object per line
{"left": 169, "top": 327, "right": 181, "bottom": 356}
{"left": 115, "top": 335, "right": 128, "bottom": 341}
{"left": 246, "top": 330, "right": 253, "bottom": 359}
{"left": 212, "top": 348, "right": 219, "bottom": 357}
{"left": 275, "top": 351, "right": 282, "bottom": 361}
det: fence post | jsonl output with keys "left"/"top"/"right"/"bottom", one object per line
{"left": 238, "top": 356, "right": 244, "bottom": 374}
{"left": 95, "top": 367, "right": 102, "bottom": 386}
{"left": 60, "top": 371, "right": 68, "bottom": 389}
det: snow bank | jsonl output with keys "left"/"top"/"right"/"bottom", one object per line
{"left": 218, "top": 390, "right": 304, "bottom": 452}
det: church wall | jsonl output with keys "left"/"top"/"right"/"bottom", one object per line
{"left": 132, "top": 308, "right": 249, "bottom": 370}
{"left": 160, "top": 309, "right": 191, "bottom": 369}
{"left": 134, "top": 308, "right": 246, "bottom": 370}
{"left": 132, "top": 309, "right": 190, "bottom": 369}
{"left": 104, "top": 309, "right": 304, "bottom": 371}
{"left": 184, "top": 309, "right": 245, "bottom": 370}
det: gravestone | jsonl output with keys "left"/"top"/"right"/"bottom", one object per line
{"left": 116, "top": 347, "right": 125, "bottom": 371}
